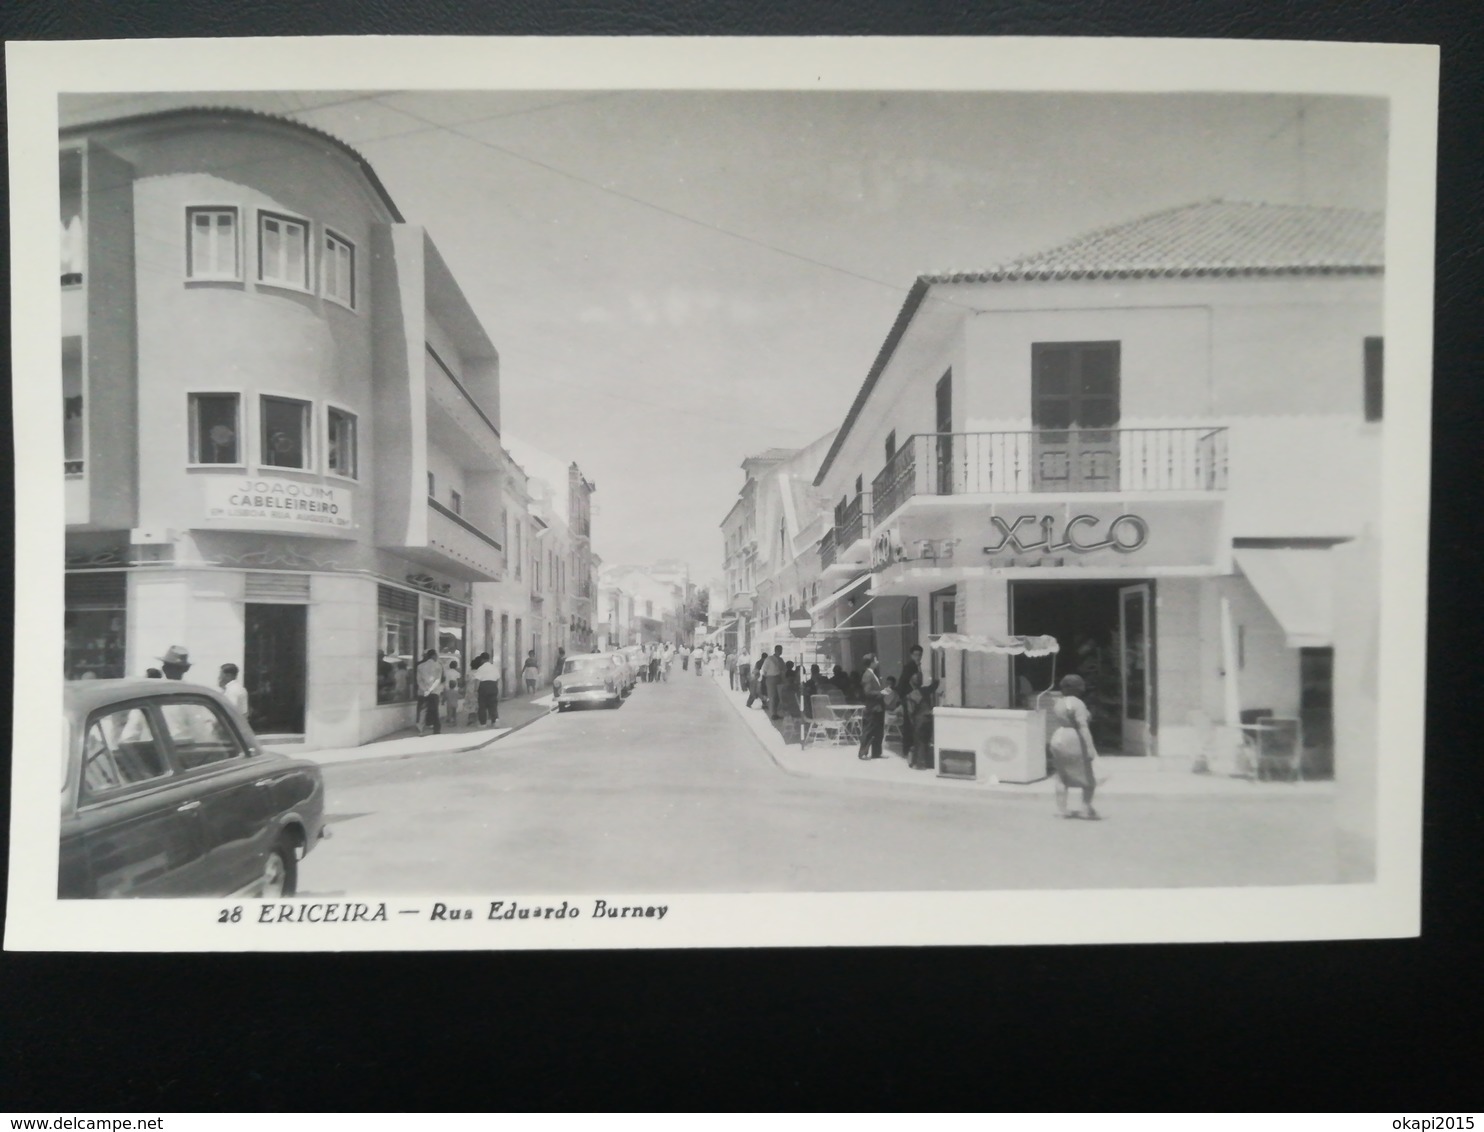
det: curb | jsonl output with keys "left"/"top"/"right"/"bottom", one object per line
{"left": 311, "top": 700, "right": 556, "bottom": 770}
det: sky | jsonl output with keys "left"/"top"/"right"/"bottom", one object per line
{"left": 62, "top": 89, "right": 1387, "bottom": 582}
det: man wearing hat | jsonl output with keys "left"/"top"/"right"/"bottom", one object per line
{"left": 158, "top": 645, "right": 192, "bottom": 681}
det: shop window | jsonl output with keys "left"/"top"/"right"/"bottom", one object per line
{"left": 186, "top": 207, "right": 240, "bottom": 280}
{"left": 327, "top": 406, "right": 358, "bottom": 479}
{"left": 377, "top": 585, "right": 419, "bottom": 705}
{"left": 1364, "top": 337, "right": 1383, "bottom": 422}
{"left": 63, "top": 336, "right": 83, "bottom": 475}
{"left": 189, "top": 392, "right": 242, "bottom": 465}
{"left": 65, "top": 572, "right": 127, "bottom": 679}
{"left": 260, "top": 395, "right": 311, "bottom": 469}
{"left": 322, "top": 229, "right": 355, "bottom": 309}
{"left": 258, "top": 211, "right": 310, "bottom": 291}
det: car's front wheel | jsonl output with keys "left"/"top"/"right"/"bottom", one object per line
{"left": 260, "top": 837, "right": 298, "bottom": 898}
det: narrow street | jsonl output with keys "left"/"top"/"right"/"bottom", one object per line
{"left": 299, "top": 667, "right": 1342, "bottom": 896}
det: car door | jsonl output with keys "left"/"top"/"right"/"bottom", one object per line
{"left": 65, "top": 702, "right": 209, "bottom": 898}
{"left": 154, "top": 694, "right": 274, "bottom": 895}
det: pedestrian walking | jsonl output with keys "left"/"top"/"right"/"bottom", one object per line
{"left": 692, "top": 644, "right": 705, "bottom": 675}
{"left": 724, "top": 648, "right": 737, "bottom": 689}
{"left": 1049, "top": 674, "right": 1102, "bottom": 819}
{"left": 856, "top": 653, "right": 886, "bottom": 760}
{"left": 415, "top": 649, "right": 444, "bottom": 737}
{"left": 746, "top": 650, "right": 769, "bottom": 708}
{"left": 904, "top": 669, "right": 939, "bottom": 770}
{"left": 762, "top": 645, "right": 786, "bottom": 719}
{"left": 521, "top": 650, "right": 539, "bottom": 694}
{"left": 471, "top": 652, "right": 500, "bottom": 726}
{"left": 442, "top": 658, "right": 463, "bottom": 727}
{"left": 217, "top": 662, "right": 250, "bottom": 717}
{"left": 552, "top": 647, "right": 566, "bottom": 685}
{"left": 898, "top": 644, "right": 925, "bottom": 759}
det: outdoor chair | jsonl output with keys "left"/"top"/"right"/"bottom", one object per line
{"left": 884, "top": 710, "right": 903, "bottom": 751}
{"left": 802, "top": 695, "right": 847, "bottom": 748}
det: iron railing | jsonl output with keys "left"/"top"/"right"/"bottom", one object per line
{"left": 834, "top": 491, "right": 871, "bottom": 550}
{"left": 818, "top": 527, "right": 837, "bottom": 568}
{"left": 871, "top": 428, "right": 1229, "bottom": 520}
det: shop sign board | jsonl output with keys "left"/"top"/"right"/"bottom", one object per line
{"left": 202, "top": 477, "right": 354, "bottom": 532}
{"left": 871, "top": 527, "right": 904, "bottom": 569}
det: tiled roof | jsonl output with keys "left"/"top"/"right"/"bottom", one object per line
{"left": 926, "top": 201, "right": 1383, "bottom": 283}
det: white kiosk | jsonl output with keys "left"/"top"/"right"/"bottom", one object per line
{"left": 929, "top": 634, "right": 1060, "bottom": 786}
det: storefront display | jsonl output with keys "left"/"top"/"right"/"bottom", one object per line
{"left": 64, "top": 571, "right": 126, "bottom": 679}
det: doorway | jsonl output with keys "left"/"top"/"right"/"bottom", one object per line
{"left": 244, "top": 603, "right": 307, "bottom": 734}
{"left": 1009, "top": 579, "right": 1155, "bottom": 754}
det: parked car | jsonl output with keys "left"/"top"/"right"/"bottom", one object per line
{"left": 553, "top": 654, "right": 623, "bottom": 710}
{"left": 60, "top": 679, "right": 327, "bottom": 899}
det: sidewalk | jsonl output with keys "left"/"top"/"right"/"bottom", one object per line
{"left": 711, "top": 676, "right": 1334, "bottom": 799}
{"left": 267, "top": 688, "right": 555, "bottom": 767}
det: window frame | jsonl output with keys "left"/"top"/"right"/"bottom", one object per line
{"left": 450, "top": 488, "right": 463, "bottom": 516}
{"left": 184, "top": 204, "right": 242, "bottom": 282}
{"left": 324, "top": 403, "right": 360, "bottom": 482}
{"left": 256, "top": 208, "right": 313, "bottom": 293}
{"left": 76, "top": 701, "right": 176, "bottom": 808}
{"left": 321, "top": 227, "right": 357, "bottom": 310}
{"left": 187, "top": 390, "right": 246, "bottom": 469}
{"left": 153, "top": 694, "right": 252, "bottom": 774}
{"left": 258, "top": 393, "right": 314, "bottom": 472}
{"left": 1363, "top": 336, "right": 1384, "bottom": 423}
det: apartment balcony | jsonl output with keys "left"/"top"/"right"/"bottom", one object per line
{"left": 398, "top": 498, "right": 504, "bottom": 581}
{"left": 871, "top": 428, "right": 1229, "bottom": 524}
{"left": 818, "top": 527, "right": 837, "bottom": 569}
{"left": 821, "top": 492, "right": 872, "bottom": 580}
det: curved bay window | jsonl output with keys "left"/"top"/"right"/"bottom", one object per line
{"left": 376, "top": 585, "right": 418, "bottom": 705}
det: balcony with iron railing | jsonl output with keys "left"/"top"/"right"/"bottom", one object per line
{"left": 834, "top": 491, "right": 871, "bottom": 551}
{"left": 871, "top": 428, "right": 1229, "bottom": 523}
{"left": 818, "top": 526, "right": 837, "bottom": 569}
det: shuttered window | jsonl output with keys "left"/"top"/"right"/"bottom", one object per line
{"left": 244, "top": 572, "right": 311, "bottom": 603}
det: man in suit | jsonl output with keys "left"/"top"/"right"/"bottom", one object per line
{"left": 857, "top": 653, "right": 886, "bottom": 760}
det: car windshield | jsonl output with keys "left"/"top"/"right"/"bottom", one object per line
{"left": 563, "top": 657, "right": 608, "bottom": 674}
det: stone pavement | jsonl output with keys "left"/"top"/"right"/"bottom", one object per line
{"left": 267, "top": 688, "right": 555, "bottom": 767}
{"left": 708, "top": 671, "right": 1333, "bottom": 799}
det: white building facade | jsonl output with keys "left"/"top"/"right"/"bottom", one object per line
{"left": 811, "top": 202, "right": 1383, "bottom": 774}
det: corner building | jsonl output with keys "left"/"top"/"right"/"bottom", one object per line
{"left": 62, "top": 107, "right": 510, "bottom": 747}
{"left": 811, "top": 202, "right": 1382, "bottom": 774}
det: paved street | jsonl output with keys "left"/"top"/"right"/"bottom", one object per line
{"left": 299, "top": 664, "right": 1344, "bottom": 896}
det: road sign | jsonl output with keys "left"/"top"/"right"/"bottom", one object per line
{"left": 789, "top": 607, "right": 812, "bottom": 638}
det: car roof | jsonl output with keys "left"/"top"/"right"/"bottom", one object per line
{"left": 64, "top": 677, "right": 229, "bottom": 715}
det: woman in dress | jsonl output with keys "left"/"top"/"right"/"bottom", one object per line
{"left": 1048, "top": 673, "right": 1101, "bottom": 819}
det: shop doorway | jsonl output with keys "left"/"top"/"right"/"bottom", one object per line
{"left": 1009, "top": 579, "right": 1155, "bottom": 755}
{"left": 244, "top": 603, "right": 307, "bottom": 734}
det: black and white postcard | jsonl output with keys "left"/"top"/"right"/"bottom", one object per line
{"left": 5, "top": 36, "right": 1438, "bottom": 950}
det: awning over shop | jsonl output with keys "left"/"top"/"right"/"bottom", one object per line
{"left": 808, "top": 574, "right": 871, "bottom": 621}
{"left": 929, "top": 634, "right": 1060, "bottom": 657}
{"left": 1233, "top": 548, "right": 1334, "bottom": 648}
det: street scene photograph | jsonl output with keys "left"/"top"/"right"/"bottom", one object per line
{"left": 13, "top": 35, "right": 1434, "bottom": 945}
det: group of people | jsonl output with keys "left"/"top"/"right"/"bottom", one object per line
{"left": 413, "top": 649, "right": 505, "bottom": 737}
{"left": 730, "top": 643, "right": 940, "bottom": 769}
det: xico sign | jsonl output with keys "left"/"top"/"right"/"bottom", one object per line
{"left": 203, "top": 477, "right": 354, "bottom": 531}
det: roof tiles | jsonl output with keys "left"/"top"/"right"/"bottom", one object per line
{"left": 927, "top": 200, "right": 1384, "bottom": 283}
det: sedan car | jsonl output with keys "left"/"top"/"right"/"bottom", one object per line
{"left": 552, "top": 654, "right": 623, "bottom": 710}
{"left": 60, "top": 679, "right": 327, "bottom": 899}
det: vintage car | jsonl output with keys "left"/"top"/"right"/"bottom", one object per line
{"left": 60, "top": 679, "right": 328, "bottom": 899}
{"left": 552, "top": 654, "right": 624, "bottom": 710}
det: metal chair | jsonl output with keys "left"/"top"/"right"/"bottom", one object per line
{"left": 884, "top": 710, "right": 903, "bottom": 751}
{"left": 802, "top": 695, "right": 846, "bottom": 747}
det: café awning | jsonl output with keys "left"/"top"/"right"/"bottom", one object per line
{"left": 929, "top": 634, "right": 1060, "bottom": 657}
{"left": 808, "top": 574, "right": 871, "bottom": 621}
{"left": 1233, "top": 548, "right": 1334, "bottom": 648}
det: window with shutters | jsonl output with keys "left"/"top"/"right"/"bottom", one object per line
{"left": 258, "top": 210, "right": 311, "bottom": 291}
{"left": 186, "top": 206, "right": 240, "bottom": 281}
{"left": 322, "top": 229, "right": 355, "bottom": 309}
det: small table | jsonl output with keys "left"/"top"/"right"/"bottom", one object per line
{"left": 831, "top": 704, "right": 865, "bottom": 744}
{"left": 1238, "top": 718, "right": 1303, "bottom": 781}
